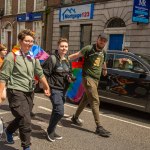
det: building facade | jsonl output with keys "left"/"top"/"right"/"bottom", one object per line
{"left": 0, "top": 0, "right": 59, "bottom": 52}
{"left": 52, "top": 0, "right": 150, "bottom": 54}
{"left": 0, "top": 0, "right": 150, "bottom": 54}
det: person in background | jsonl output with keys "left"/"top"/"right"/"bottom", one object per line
{"left": 42, "top": 38, "right": 75, "bottom": 142}
{"left": 69, "top": 33, "right": 111, "bottom": 138}
{"left": 119, "top": 47, "right": 132, "bottom": 69}
{"left": 0, "top": 44, "right": 8, "bottom": 103}
{"left": 0, "top": 29, "right": 50, "bottom": 150}
{"left": 0, "top": 44, "right": 7, "bottom": 69}
{"left": 123, "top": 47, "right": 129, "bottom": 53}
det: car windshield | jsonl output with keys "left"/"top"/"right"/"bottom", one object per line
{"left": 135, "top": 53, "right": 150, "bottom": 64}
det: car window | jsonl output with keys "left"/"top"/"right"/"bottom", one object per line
{"left": 106, "top": 53, "right": 114, "bottom": 68}
{"left": 110, "top": 54, "right": 146, "bottom": 72}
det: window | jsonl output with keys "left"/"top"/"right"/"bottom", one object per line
{"left": 17, "top": 22, "right": 25, "bottom": 40}
{"left": 60, "top": 26, "right": 69, "bottom": 40}
{"left": 33, "top": 21, "right": 42, "bottom": 46}
{"left": 112, "top": 54, "right": 147, "bottom": 72}
{"left": 80, "top": 24, "right": 92, "bottom": 49}
{"left": 106, "top": 54, "right": 114, "bottom": 68}
{"left": 107, "top": 53, "right": 147, "bottom": 73}
{"left": 113, "top": 54, "right": 133, "bottom": 70}
{"left": 107, "top": 18, "right": 126, "bottom": 28}
{"left": 34, "top": 0, "right": 44, "bottom": 11}
{"left": 18, "top": 0, "right": 26, "bottom": 13}
{"left": 5, "top": 0, "right": 12, "bottom": 15}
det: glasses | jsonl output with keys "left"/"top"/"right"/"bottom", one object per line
{"left": 23, "top": 40, "right": 34, "bottom": 44}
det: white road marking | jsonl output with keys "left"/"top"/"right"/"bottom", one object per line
{"left": 35, "top": 95, "right": 150, "bottom": 130}
{"left": 0, "top": 111, "right": 11, "bottom": 115}
{"left": 38, "top": 106, "right": 52, "bottom": 112}
{"left": 100, "top": 96, "right": 145, "bottom": 108}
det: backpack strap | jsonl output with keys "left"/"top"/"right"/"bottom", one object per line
{"left": 12, "top": 52, "right": 16, "bottom": 63}
{"left": 84, "top": 44, "right": 106, "bottom": 64}
{"left": 51, "top": 54, "right": 56, "bottom": 69}
{"left": 84, "top": 45, "right": 95, "bottom": 59}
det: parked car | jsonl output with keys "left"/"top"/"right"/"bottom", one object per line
{"left": 36, "top": 50, "right": 150, "bottom": 113}
{"left": 99, "top": 50, "right": 150, "bottom": 113}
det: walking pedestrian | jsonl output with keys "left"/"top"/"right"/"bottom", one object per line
{"left": 42, "top": 38, "right": 75, "bottom": 142}
{"left": 0, "top": 29, "right": 50, "bottom": 150}
{"left": 69, "top": 33, "right": 111, "bottom": 137}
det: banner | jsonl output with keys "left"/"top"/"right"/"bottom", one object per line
{"left": 59, "top": 4, "right": 94, "bottom": 22}
{"left": 132, "top": 0, "right": 149, "bottom": 24}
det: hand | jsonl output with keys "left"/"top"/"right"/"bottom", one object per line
{"left": 68, "top": 77, "right": 73, "bottom": 83}
{"left": 102, "top": 69, "right": 107, "bottom": 76}
{"left": 44, "top": 88, "right": 51, "bottom": 97}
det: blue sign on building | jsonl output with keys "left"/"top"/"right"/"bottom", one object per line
{"left": 132, "top": 0, "right": 150, "bottom": 24}
{"left": 17, "top": 14, "right": 27, "bottom": 22}
{"left": 31, "top": 12, "right": 43, "bottom": 21}
{"left": 17, "top": 12, "right": 43, "bottom": 22}
{"left": 59, "top": 4, "right": 94, "bottom": 22}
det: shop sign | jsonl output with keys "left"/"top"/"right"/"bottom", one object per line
{"left": 132, "top": 0, "right": 149, "bottom": 24}
{"left": 59, "top": 4, "right": 94, "bottom": 21}
{"left": 17, "top": 12, "right": 43, "bottom": 22}
{"left": 32, "top": 12, "right": 43, "bottom": 21}
{"left": 17, "top": 14, "right": 28, "bottom": 22}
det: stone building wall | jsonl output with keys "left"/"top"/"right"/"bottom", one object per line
{"left": 52, "top": 0, "right": 150, "bottom": 54}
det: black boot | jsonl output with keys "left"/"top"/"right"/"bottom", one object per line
{"left": 95, "top": 126, "right": 111, "bottom": 137}
{"left": 71, "top": 115, "right": 83, "bottom": 126}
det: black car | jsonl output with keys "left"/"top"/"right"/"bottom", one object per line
{"left": 99, "top": 50, "right": 150, "bottom": 113}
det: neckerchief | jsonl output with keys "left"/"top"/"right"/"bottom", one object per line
{"left": 12, "top": 45, "right": 34, "bottom": 60}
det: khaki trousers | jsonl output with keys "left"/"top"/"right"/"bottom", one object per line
{"left": 75, "top": 77, "right": 101, "bottom": 127}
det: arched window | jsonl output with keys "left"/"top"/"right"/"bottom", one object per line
{"left": 5, "top": 23, "right": 12, "bottom": 29}
{"left": 107, "top": 18, "right": 126, "bottom": 28}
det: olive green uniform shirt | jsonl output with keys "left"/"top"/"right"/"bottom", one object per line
{"left": 0, "top": 52, "right": 44, "bottom": 92}
{"left": 81, "top": 44, "right": 106, "bottom": 81}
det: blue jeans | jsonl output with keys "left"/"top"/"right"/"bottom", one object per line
{"left": 47, "top": 89, "right": 65, "bottom": 134}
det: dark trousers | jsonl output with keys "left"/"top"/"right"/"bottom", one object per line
{"left": 7, "top": 89, "right": 34, "bottom": 148}
{"left": 47, "top": 89, "right": 65, "bottom": 134}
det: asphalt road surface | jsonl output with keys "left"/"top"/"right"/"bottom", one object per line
{"left": 0, "top": 93, "right": 150, "bottom": 150}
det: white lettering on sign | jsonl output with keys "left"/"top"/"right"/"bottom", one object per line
{"left": 139, "top": 0, "right": 146, "bottom": 7}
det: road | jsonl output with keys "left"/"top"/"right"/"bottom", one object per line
{"left": 0, "top": 93, "right": 150, "bottom": 150}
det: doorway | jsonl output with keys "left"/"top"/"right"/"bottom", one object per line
{"left": 109, "top": 34, "right": 123, "bottom": 50}
{"left": 104, "top": 17, "right": 126, "bottom": 51}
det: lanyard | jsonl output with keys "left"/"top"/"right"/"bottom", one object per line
{"left": 20, "top": 50, "right": 35, "bottom": 78}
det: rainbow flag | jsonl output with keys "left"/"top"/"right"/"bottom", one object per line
{"left": 30, "top": 45, "right": 49, "bottom": 81}
{"left": 30, "top": 44, "right": 49, "bottom": 63}
{"left": 12, "top": 44, "right": 49, "bottom": 62}
{"left": 66, "top": 61, "right": 85, "bottom": 103}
